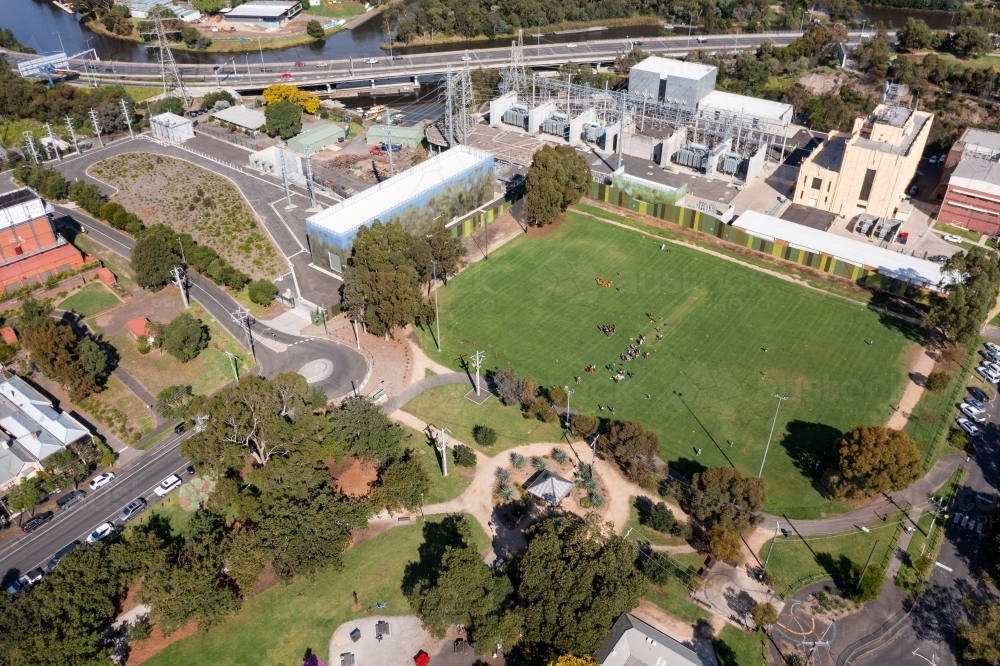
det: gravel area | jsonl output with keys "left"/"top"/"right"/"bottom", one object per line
{"left": 330, "top": 615, "right": 434, "bottom": 666}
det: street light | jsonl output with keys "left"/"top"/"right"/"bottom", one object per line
{"left": 431, "top": 260, "right": 441, "bottom": 351}
{"left": 758, "top": 393, "right": 788, "bottom": 478}
{"left": 563, "top": 385, "right": 574, "bottom": 431}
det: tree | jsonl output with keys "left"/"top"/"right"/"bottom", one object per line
{"left": 192, "top": 0, "right": 225, "bottom": 13}
{"left": 833, "top": 426, "right": 921, "bottom": 499}
{"left": 927, "top": 247, "right": 1000, "bottom": 344}
{"left": 548, "top": 655, "right": 599, "bottom": 666}
{"left": 683, "top": 467, "right": 767, "bottom": 534}
{"left": 707, "top": 525, "right": 743, "bottom": 564}
{"left": 162, "top": 312, "right": 209, "bottom": 362}
{"left": 200, "top": 90, "right": 235, "bottom": 110}
{"left": 264, "top": 100, "right": 302, "bottom": 139}
{"left": 518, "top": 514, "right": 645, "bottom": 655}
{"left": 131, "top": 225, "right": 181, "bottom": 290}
{"left": 493, "top": 367, "right": 525, "bottom": 406}
{"left": 262, "top": 84, "right": 319, "bottom": 114}
{"left": 596, "top": 420, "right": 660, "bottom": 486}
{"left": 306, "top": 19, "right": 325, "bottom": 39}
{"left": 6, "top": 476, "right": 48, "bottom": 513}
{"left": 44, "top": 447, "right": 89, "bottom": 488}
{"left": 751, "top": 602, "right": 779, "bottom": 629}
{"left": 849, "top": 561, "right": 884, "bottom": 602}
{"left": 570, "top": 413, "right": 599, "bottom": 439}
{"left": 897, "top": 18, "right": 932, "bottom": 50}
{"left": 426, "top": 219, "right": 467, "bottom": 282}
{"left": 473, "top": 425, "right": 497, "bottom": 447}
{"left": 638, "top": 499, "right": 678, "bottom": 534}
{"left": 453, "top": 444, "right": 477, "bottom": 467}
{"left": 369, "top": 451, "right": 430, "bottom": 513}
{"left": 332, "top": 396, "right": 404, "bottom": 465}
{"left": 75, "top": 337, "right": 109, "bottom": 385}
{"left": 960, "top": 599, "right": 1000, "bottom": 665}
{"left": 951, "top": 25, "right": 993, "bottom": 56}
{"left": 248, "top": 279, "right": 277, "bottom": 306}
{"left": 524, "top": 145, "right": 591, "bottom": 226}
{"left": 926, "top": 370, "right": 951, "bottom": 392}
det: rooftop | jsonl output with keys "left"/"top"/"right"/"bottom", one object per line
{"left": 595, "top": 614, "right": 712, "bottom": 666}
{"left": 151, "top": 112, "right": 191, "bottom": 128}
{"left": 0, "top": 188, "right": 49, "bottom": 232}
{"left": 525, "top": 471, "right": 574, "bottom": 505}
{"left": 291, "top": 123, "right": 347, "bottom": 143}
{"left": 734, "top": 210, "right": 942, "bottom": 289}
{"left": 631, "top": 56, "right": 717, "bottom": 81}
{"left": 211, "top": 105, "right": 267, "bottom": 130}
{"left": 0, "top": 376, "right": 89, "bottom": 462}
{"left": 226, "top": 1, "right": 299, "bottom": 18}
{"left": 811, "top": 135, "right": 849, "bottom": 172}
{"left": 960, "top": 128, "right": 1000, "bottom": 159}
{"left": 306, "top": 145, "right": 493, "bottom": 236}
{"left": 698, "top": 90, "right": 793, "bottom": 125}
{"left": 0, "top": 440, "right": 32, "bottom": 488}
{"left": 875, "top": 105, "right": 912, "bottom": 128}
{"left": 856, "top": 110, "right": 931, "bottom": 156}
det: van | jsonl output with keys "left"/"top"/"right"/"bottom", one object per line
{"left": 56, "top": 490, "right": 85, "bottom": 511}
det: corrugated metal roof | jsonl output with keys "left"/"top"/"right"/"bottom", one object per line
{"left": 211, "top": 105, "right": 266, "bottom": 130}
{"left": 631, "top": 56, "right": 716, "bottom": 80}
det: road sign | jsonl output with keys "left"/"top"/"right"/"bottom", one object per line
{"left": 17, "top": 53, "right": 70, "bottom": 78}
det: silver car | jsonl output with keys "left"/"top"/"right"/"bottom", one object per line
{"left": 117, "top": 497, "right": 147, "bottom": 523}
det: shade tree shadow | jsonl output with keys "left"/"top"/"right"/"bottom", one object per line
{"left": 813, "top": 552, "right": 854, "bottom": 590}
{"left": 400, "top": 514, "right": 474, "bottom": 597}
{"left": 779, "top": 421, "right": 842, "bottom": 498}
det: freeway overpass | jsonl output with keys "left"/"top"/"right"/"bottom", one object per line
{"left": 2, "top": 31, "right": 877, "bottom": 94}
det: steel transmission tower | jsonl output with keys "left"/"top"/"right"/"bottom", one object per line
{"left": 151, "top": 8, "right": 190, "bottom": 104}
{"left": 458, "top": 63, "right": 473, "bottom": 144}
{"left": 500, "top": 29, "right": 527, "bottom": 96}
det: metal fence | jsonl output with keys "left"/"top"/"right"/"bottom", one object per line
{"left": 196, "top": 124, "right": 271, "bottom": 151}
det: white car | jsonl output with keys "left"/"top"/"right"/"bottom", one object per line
{"left": 943, "top": 234, "right": 963, "bottom": 244}
{"left": 316, "top": 62, "right": 329, "bottom": 68}
{"left": 363, "top": 58, "right": 379, "bottom": 65}
{"left": 986, "top": 342, "right": 1000, "bottom": 354}
{"left": 461, "top": 54, "right": 472, "bottom": 61}
{"left": 154, "top": 474, "right": 182, "bottom": 497}
{"left": 566, "top": 43, "right": 577, "bottom": 48}
{"left": 958, "top": 417, "right": 981, "bottom": 438}
{"left": 86, "top": 522, "right": 115, "bottom": 544}
{"left": 88, "top": 472, "right": 115, "bottom": 490}
{"left": 696, "top": 36, "right": 708, "bottom": 43}
{"left": 928, "top": 155, "right": 938, "bottom": 165}
{"left": 961, "top": 403, "right": 986, "bottom": 423}
{"left": 977, "top": 365, "right": 1000, "bottom": 383}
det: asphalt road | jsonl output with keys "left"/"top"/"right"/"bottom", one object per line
{"left": 0, "top": 431, "right": 190, "bottom": 588}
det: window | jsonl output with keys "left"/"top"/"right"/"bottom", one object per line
{"left": 811, "top": 177, "right": 823, "bottom": 190}
{"left": 827, "top": 182, "right": 832, "bottom": 192}
{"left": 859, "top": 168, "right": 877, "bottom": 202}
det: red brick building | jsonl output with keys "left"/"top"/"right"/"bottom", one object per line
{"left": 0, "top": 188, "right": 85, "bottom": 292}
{"left": 937, "top": 129, "right": 1000, "bottom": 235}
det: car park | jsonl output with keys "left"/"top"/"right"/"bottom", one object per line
{"left": 56, "top": 490, "right": 85, "bottom": 511}
{"left": 46, "top": 541, "right": 80, "bottom": 572}
{"left": 969, "top": 386, "right": 990, "bottom": 403}
{"left": 22, "top": 511, "right": 53, "bottom": 533}
{"left": 944, "top": 234, "right": 964, "bottom": 243}
{"left": 966, "top": 397, "right": 986, "bottom": 412}
{"left": 117, "top": 497, "right": 147, "bottom": 523}
{"left": 86, "top": 522, "right": 115, "bottom": 544}
{"left": 986, "top": 342, "right": 1000, "bottom": 354}
{"left": 154, "top": 474, "right": 182, "bottom": 497}
{"left": 958, "top": 417, "right": 982, "bottom": 438}
{"left": 961, "top": 403, "right": 986, "bottom": 423}
{"left": 976, "top": 365, "right": 1000, "bottom": 383}
{"left": 89, "top": 472, "right": 115, "bottom": 490}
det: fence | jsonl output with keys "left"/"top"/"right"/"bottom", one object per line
{"left": 195, "top": 124, "right": 270, "bottom": 151}
{"left": 587, "top": 181, "right": 933, "bottom": 298}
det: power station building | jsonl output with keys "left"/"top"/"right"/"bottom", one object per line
{"left": 627, "top": 58, "right": 717, "bottom": 108}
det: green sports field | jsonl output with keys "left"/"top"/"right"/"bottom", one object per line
{"left": 415, "top": 211, "right": 920, "bottom": 518}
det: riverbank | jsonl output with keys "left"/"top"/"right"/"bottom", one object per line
{"left": 83, "top": 19, "right": 345, "bottom": 54}
{"left": 383, "top": 15, "right": 662, "bottom": 49}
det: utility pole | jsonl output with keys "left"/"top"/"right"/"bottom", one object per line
{"left": 64, "top": 116, "right": 80, "bottom": 155}
{"left": 43, "top": 123, "right": 61, "bottom": 161}
{"left": 762, "top": 521, "right": 780, "bottom": 571}
{"left": 431, "top": 260, "right": 441, "bottom": 351}
{"left": 385, "top": 112, "right": 394, "bottom": 177}
{"left": 88, "top": 109, "right": 104, "bottom": 149}
{"left": 245, "top": 53, "right": 253, "bottom": 86}
{"left": 856, "top": 540, "right": 880, "bottom": 593}
{"left": 564, "top": 386, "right": 574, "bottom": 430}
{"left": 471, "top": 350, "right": 484, "bottom": 396}
{"left": 231, "top": 308, "right": 257, "bottom": 362}
{"left": 170, "top": 266, "right": 190, "bottom": 308}
{"left": 152, "top": 7, "right": 190, "bottom": 103}
{"left": 305, "top": 154, "right": 318, "bottom": 209}
{"left": 758, "top": 393, "right": 788, "bottom": 478}
{"left": 445, "top": 66, "right": 454, "bottom": 148}
{"left": 278, "top": 147, "right": 294, "bottom": 208}
{"left": 22, "top": 132, "right": 39, "bottom": 165}
{"left": 259, "top": 38, "right": 265, "bottom": 69}
{"left": 177, "top": 237, "right": 187, "bottom": 263}
{"left": 351, "top": 317, "right": 361, "bottom": 349}
{"left": 223, "top": 351, "right": 240, "bottom": 382}
{"left": 617, "top": 93, "right": 626, "bottom": 171}
{"left": 120, "top": 99, "right": 135, "bottom": 139}
{"left": 437, "top": 427, "right": 450, "bottom": 477}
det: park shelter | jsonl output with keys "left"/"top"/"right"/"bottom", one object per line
{"left": 288, "top": 123, "right": 349, "bottom": 156}
{"left": 366, "top": 125, "right": 425, "bottom": 148}
{"left": 525, "top": 471, "right": 574, "bottom": 506}
{"left": 212, "top": 105, "right": 266, "bottom": 131}
{"left": 150, "top": 113, "right": 194, "bottom": 143}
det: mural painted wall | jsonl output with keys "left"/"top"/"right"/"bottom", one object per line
{"left": 307, "top": 158, "right": 494, "bottom": 273}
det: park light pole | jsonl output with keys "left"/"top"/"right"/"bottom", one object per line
{"left": 437, "top": 427, "right": 451, "bottom": 477}
{"left": 564, "top": 386, "right": 574, "bottom": 431}
{"left": 431, "top": 260, "right": 441, "bottom": 351}
{"left": 758, "top": 393, "right": 788, "bottom": 478}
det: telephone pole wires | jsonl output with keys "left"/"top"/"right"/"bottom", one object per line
{"left": 170, "top": 266, "right": 190, "bottom": 308}
{"left": 231, "top": 308, "right": 257, "bottom": 362}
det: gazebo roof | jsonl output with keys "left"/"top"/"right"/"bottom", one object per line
{"left": 525, "top": 470, "right": 574, "bottom": 505}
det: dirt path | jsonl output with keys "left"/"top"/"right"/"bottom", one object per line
{"left": 405, "top": 334, "right": 457, "bottom": 383}
{"left": 886, "top": 343, "right": 936, "bottom": 429}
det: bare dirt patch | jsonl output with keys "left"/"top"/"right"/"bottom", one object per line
{"left": 93, "top": 288, "right": 184, "bottom": 337}
{"left": 90, "top": 152, "right": 285, "bottom": 279}
{"left": 326, "top": 456, "right": 378, "bottom": 498}
{"left": 798, "top": 72, "right": 839, "bottom": 95}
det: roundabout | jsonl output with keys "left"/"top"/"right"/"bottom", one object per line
{"left": 299, "top": 358, "right": 335, "bottom": 384}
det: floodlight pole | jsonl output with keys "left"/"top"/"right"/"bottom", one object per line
{"left": 564, "top": 386, "right": 574, "bottom": 430}
{"left": 471, "top": 350, "right": 484, "bottom": 396}
{"left": 758, "top": 393, "right": 788, "bottom": 478}
{"left": 431, "top": 260, "right": 441, "bottom": 351}
{"left": 437, "top": 427, "right": 450, "bottom": 477}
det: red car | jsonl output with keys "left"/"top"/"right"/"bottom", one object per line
{"left": 279, "top": 72, "right": 293, "bottom": 79}
{"left": 294, "top": 61, "right": 305, "bottom": 67}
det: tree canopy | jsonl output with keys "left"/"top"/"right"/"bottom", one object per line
{"left": 926, "top": 247, "right": 1000, "bottom": 344}
{"left": 264, "top": 99, "right": 304, "bottom": 139}
{"left": 525, "top": 145, "right": 591, "bottom": 226}
{"left": 681, "top": 466, "right": 767, "bottom": 534}
{"left": 832, "top": 425, "right": 921, "bottom": 499}
{"left": 161, "top": 312, "right": 209, "bottom": 363}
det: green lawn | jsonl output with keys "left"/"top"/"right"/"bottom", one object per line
{"left": 895, "top": 511, "right": 936, "bottom": 594}
{"left": 304, "top": 0, "right": 366, "bottom": 18}
{"left": 144, "top": 516, "right": 486, "bottom": 666}
{"left": 123, "top": 86, "right": 163, "bottom": 103}
{"left": 403, "top": 427, "right": 475, "bottom": 504}
{"left": 642, "top": 551, "right": 709, "bottom": 623}
{"left": 416, "top": 213, "right": 918, "bottom": 518}
{"left": 129, "top": 494, "right": 194, "bottom": 539}
{"left": 714, "top": 625, "right": 767, "bottom": 666}
{"left": 934, "top": 223, "right": 982, "bottom": 244}
{"left": 107, "top": 303, "right": 249, "bottom": 396}
{"left": 759, "top": 513, "right": 902, "bottom": 596}
{"left": 403, "top": 383, "right": 567, "bottom": 453}
{"left": 57, "top": 282, "right": 121, "bottom": 317}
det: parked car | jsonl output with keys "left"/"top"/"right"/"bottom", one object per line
{"left": 928, "top": 155, "right": 938, "bottom": 165}
{"left": 961, "top": 403, "right": 986, "bottom": 422}
{"left": 966, "top": 397, "right": 986, "bottom": 412}
{"left": 117, "top": 497, "right": 147, "bottom": 523}
{"left": 976, "top": 365, "right": 1000, "bottom": 383}
{"left": 938, "top": 154, "right": 946, "bottom": 165}
{"left": 46, "top": 541, "right": 80, "bottom": 572}
{"left": 985, "top": 342, "right": 1000, "bottom": 354}
{"left": 363, "top": 57, "right": 379, "bottom": 64}
{"left": 969, "top": 386, "right": 991, "bottom": 403}
{"left": 22, "top": 511, "right": 53, "bottom": 533}
{"left": 56, "top": 490, "right": 85, "bottom": 511}
{"left": 928, "top": 255, "right": 949, "bottom": 263}
{"left": 86, "top": 522, "right": 115, "bottom": 544}
{"left": 8, "top": 568, "right": 44, "bottom": 594}
{"left": 154, "top": 474, "right": 182, "bottom": 497}
{"left": 958, "top": 417, "right": 982, "bottom": 438}
{"left": 944, "top": 234, "right": 964, "bottom": 244}
{"left": 89, "top": 472, "right": 115, "bottom": 490}
{"left": 909, "top": 185, "right": 918, "bottom": 196}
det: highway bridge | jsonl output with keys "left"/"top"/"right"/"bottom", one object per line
{"left": 2, "top": 31, "right": 877, "bottom": 94}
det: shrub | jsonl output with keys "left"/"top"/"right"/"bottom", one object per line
{"left": 493, "top": 367, "right": 524, "bottom": 406}
{"left": 589, "top": 492, "right": 606, "bottom": 508}
{"left": 849, "top": 561, "right": 884, "bottom": 602}
{"left": 638, "top": 550, "right": 675, "bottom": 586}
{"left": 570, "top": 413, "right": 599, "bottom": 439}
{"left": 156, "top": 384, "right": 192, "bottom": 419}
{"left": 751, "top": 602, "right": 779, "bottom": 628}
{"left": 926, "top": 371, "right": 951, "bottom": 392}
{"left": 453, "top": 444, "right": 477, "bottom": 468}
{"left": 137, "top": 336, "right": 150, "bottom": 355}
{"left": 511, "top": 453, "right": 526, "bottom": 469}
{"left": 247, "top": 279, "right": 278, "bottom": 306}
{"left": 552, "top": 448, "right": 570, "bottom": 465}
{"left": 498, "top": 484, "right": 515, "bottom": 502}
{"left": 548, "top": 385, "right": 568, "bottom": 408}
{"left": 527, "top": 398, "right": 556, "bottom": 423}
{"left": 531, "top": 456, "right": 548, "bottom": 472}
{"left": 948, "top": 427, "right": 971, "bottom": 450}
{"left": 707, "top": 525, "right": 743, "bottom": 564}
{"left": 520, "top": 378, "right": 540, "bottom": 406}
{"left": 473, "top": 424, "right": 497, "bottom": 447}
{"left": 306, "top": 19, "right": 325, "bottom": 39}
{"left": 638, "top": 499, "right": 679, "bottom": 535}
{"left": 495, "top": 467, "right": 511, "bottom": 484}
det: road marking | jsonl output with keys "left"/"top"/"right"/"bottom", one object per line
{"left": 934, "top": 562, "right": 953, "bottom": 572}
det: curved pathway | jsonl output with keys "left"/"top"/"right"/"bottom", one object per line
{"left": 382, "top": 373, "right": 470, "bottom": 413}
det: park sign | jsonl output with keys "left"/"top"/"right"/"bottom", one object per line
{"left": 17, "top": 53, "right": 70, "bottom": 79}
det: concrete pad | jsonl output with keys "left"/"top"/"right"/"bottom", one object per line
{"left": 696, "top": 562, "right": 784, "bottom": 627}
{"left": 260, "top": 308, "right": 311, "bottom": 336}
{"left": 330, "top": 615, "right": 435, "bottom": 666}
